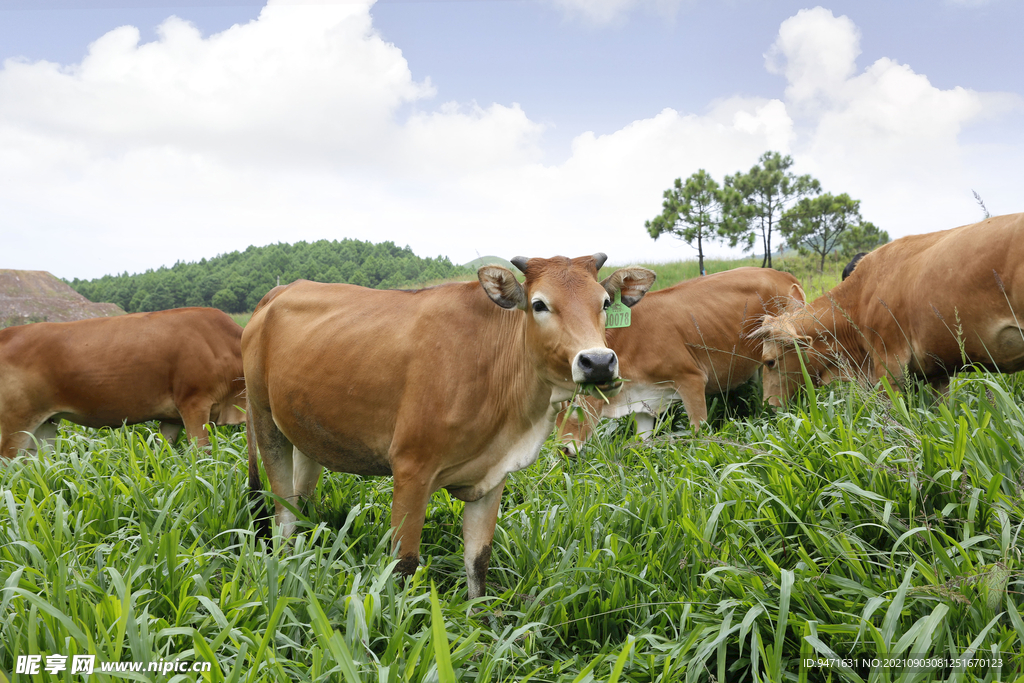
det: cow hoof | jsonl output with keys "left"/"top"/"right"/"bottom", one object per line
{"left": 394, "top": 555, "right": 420, "bottom": 579}
{"left": 469, "top": 606, "right": 500, "bottom": 630}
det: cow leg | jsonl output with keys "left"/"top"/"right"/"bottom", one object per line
{"left": 1, "top": 430, "right": 35, "bottom": 458}
{"left": 462, "top": 478, "right": 505, "bottom": 599}
{"left": 676, "top": 374, "right": 709, "bottom": 429}
{"left": 32, "top": 420, "right": 59, "bottom": 453}
{"left": 874, "top": 354, "right": 908, "bottom": 389}
{"left": 634, "top": 411, "right": 656, "bottom": 440}
{"left": 159, "top": 423, "right": 183, "bottom": 444}
{"left": 555, "top": 404, "right": 591, "bottom": 456}
{"left": 1, "top": 411, "right": 52, "bottom": 458}
{"left": 248, "top": 405, "right": 298, "bottom": 536}
{"left": 390, "top": 464, "right": 434, "bottom": 578}
{"left": 292, "top": 447, "right": 324, "bottom": 515}
{"left": 178, "top": 399, "right": 215, "bottom": 447}
{"left": 929, "top": 376, "right": 951, "bottom": 395}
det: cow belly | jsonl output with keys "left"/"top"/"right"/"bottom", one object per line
{"left": 440, "top": 408, "right": 555, "bottom": 500}
{"left": 273, "top": 414, "right": 393, "bottom": 477}
{"left": 603, "top": 382, "right": 680, "bottom": 419}
{"left": 50, "top": 396, "right": 181, "bottom": 429}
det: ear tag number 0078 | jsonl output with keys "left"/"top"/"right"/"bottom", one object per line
{"left": 605, "top": 291, "right": 631, "bottom": 329}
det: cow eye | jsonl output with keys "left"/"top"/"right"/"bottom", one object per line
{"left": 603, "top": 298, "right": 611, "bottom": 310}
{"left": 532, "top": 300, "right": 549, "bottom": 313}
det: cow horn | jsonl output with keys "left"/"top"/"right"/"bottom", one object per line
{"left": 592, "top": 253, "right": 608, "bottom": 271}
{"left": 510, "top": 256, "right": 530, "bottom": 274}
{"left": 744, "top": 324, "right": 770, "bottom": 340}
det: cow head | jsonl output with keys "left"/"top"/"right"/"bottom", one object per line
{"left": 215, "top": 383, "right": 248, "bottom": 426}
{"left": 478, "top": 254, "right": 655, "bottom": 400}
{"left": 751, "top": 310, "right": 837, "bottom": 406}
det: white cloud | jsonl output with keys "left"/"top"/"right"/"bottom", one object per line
{"left": 767, "top": 7, "right": 1021, "bottom": 233}
{"left": 765, "top": 7, "right": 861, "bottom": 110}
{"left": 443, "top": 98, "right": 795, "bottom": 264}
{"left": 0, "top": 4, "right": 430, "bottom": 166}
{"left": 0, "top": 0, "right": 552, "bottom": 276}
{"left": 0, "top": 2, "right": 1021, "bottom": 281}
{"left": 400, "top": 102, "right": 546, "bottom": 175}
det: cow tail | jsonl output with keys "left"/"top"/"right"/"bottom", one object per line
{"left": 246, "top": 406, "right": 271, "bottom": 538}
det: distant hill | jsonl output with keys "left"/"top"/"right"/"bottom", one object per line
{"left": 1, "top": 270, "right": 125, "bottom": 329}
{"left": 70, "top": 239, "right": 472, "bottom": 314}
{"left": 463, "top": 255, "right": 521, "bottom": 273}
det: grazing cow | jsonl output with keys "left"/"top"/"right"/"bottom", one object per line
{"left": 556, "top": 267, "right": 805, "bottom": 449}
{"left": 242, "top": 255, "right": 655, "bottom": 598}
{"left": 0, "top": 308, "right": 246, "bottom": 457}
{"left": 842, "top": 252, "right": 867, "bottom": 280}
{"left": 754, "top": 213, "right": 1024, "bottom": 405}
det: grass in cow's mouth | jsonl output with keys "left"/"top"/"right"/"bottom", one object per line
{"left": 578, "top": 378, "right": 624, "bottom": 401}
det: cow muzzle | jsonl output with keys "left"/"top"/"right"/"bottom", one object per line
{"left": 572, "top": 348, "right": 621, "bottom": 396}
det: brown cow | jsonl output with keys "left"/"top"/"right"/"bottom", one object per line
{"left": 556, "top": 267, "right": 805, "bottom": 449}
{"left": 0, "top": 307, "right": 246, "bottom": 457}
{"left": 242, "top": 255, "right": 655, "bottom": 598}
{"left": 754, "top": 213, "right": 1024, "bottom": 404}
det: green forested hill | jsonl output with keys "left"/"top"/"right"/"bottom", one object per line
{"left": 69, "top": 239, "right": 471, "bottom": 314}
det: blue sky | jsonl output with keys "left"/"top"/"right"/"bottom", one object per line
{"left": 1, "top": 0, "right": 1021, "bottom": 279}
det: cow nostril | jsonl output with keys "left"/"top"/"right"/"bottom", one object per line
{"left": 576, "top": 351, "right": 617, "bottom": 384}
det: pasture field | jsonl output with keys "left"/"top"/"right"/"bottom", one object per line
{"left": 607, "top": 253, "right": 843, "bottom": 299}
{"left": 1, "top": 369, "right": 1022, "bottom": 682}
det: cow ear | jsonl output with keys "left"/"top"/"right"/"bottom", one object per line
{"left": 478, "top": 265, "right": 526, "bottom": 310}
{"left": 788, "top": 283, "right": 806, "bottom": 306}
{"left": 747, "top": 314, "right": 811, "bottom": 347}
{"left": 601, "top": 267, "right": 656, "bottom": 307}
{"left": 746, "top": 317, "right": 773, "bottom": 340}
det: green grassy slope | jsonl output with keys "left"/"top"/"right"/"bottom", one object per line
{"left": 605, "top": 253, "right": 845, "bottom": 299}
{"left": 1, "top": 369, "right": 1020, "bottom": 681}
{"left": 227, "top": 252, "right": 846, "bottom": 328}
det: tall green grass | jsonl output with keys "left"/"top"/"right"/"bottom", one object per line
{"left": 1, "top": 371, "right": 1022, "bottom": 681}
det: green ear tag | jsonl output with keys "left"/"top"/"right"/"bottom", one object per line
{"left": 605, "top": 291, "right": 631, "bottom": 329}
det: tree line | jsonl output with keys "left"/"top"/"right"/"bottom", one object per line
{"left": 69, "top": 239, "right": 470, "bottom": 314}
{"left": 645, "top": 151, "right": 890, "bottom": 274}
